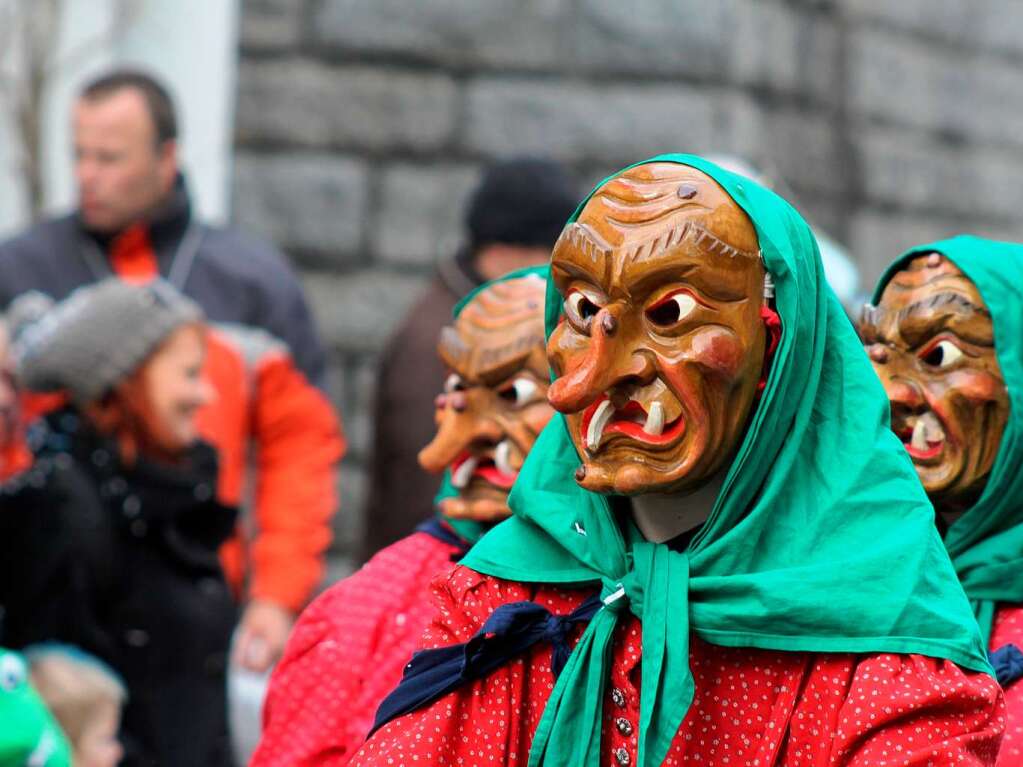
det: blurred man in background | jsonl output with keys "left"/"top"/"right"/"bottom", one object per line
{"left": 0, "top": 69, "right": 344, "bottom": 673}
{"left": 363, "top": 157, "right": 578, "bottom": 561}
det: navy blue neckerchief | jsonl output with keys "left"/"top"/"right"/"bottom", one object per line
{"left": 370, "top": 591, "right": 602, "bottom": 736}
{"left": 990, "top": 644, "right": 1023, "bottom": 687}
{"left": 415, "top": 516, "right": 474, "bottom": 559}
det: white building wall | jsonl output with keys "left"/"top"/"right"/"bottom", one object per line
{"left": 0, "top": 0, "right": 239, "bottom": 238}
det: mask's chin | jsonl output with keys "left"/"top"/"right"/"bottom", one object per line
{"left": 573, "top": 449, "right": 701, "bottom": 495}
{"left": 440, "top": 491, "right": 512, "bottom": 523}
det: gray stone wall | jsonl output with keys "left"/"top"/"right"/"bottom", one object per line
{"left": 232, "top": 0, "right": 1023, "bottom": 580}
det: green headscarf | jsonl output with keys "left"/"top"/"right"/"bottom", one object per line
{"left": 461, "top": 155, "right": 992, "bottom": 767}
{"left": 431, "top": 265, "right": 552, "bottom": 547}
{"left": 874, "top": 235, "right": 1023, "bottom": 646}
{"left": 0, "top": 648, "right": 71, "bottom": 767}
{"left": 432, "top": 472, "right": 485, "bottom": 545}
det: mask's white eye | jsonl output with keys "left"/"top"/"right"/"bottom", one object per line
{"left": 499, "top": 377, "right": 539, "bottom": 407}
{"left": 921, "top": 340, "right": 964, "bottom": 368}
{"left": 646, "top": 291, "right": 698, "bottom": 327}
{"left": 563, "top": 290, "right": 603, "bottom": 328}
{"left": 0, "top": 653, "right": 26, "bottom": 692}
{"left": 444, "top": 373, "right": 466, "bottom": 393}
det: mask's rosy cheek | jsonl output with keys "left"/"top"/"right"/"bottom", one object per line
{"left": 687, "top": 326, "right": 747, "bottom": 382}
{"left": 945, "top": 368, "right": 1005, "bottom": 405}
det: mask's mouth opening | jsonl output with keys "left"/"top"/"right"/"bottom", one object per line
{"left": 450, "top": 441, "right": 519, "bottom": 490}
{"left": 579, "top": 395, "right": 686, "bottom": 454}
{"left": 895, "top": 411, "right": 947, "bottom": 463}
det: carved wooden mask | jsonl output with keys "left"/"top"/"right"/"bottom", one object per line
{"left": 546, "top": 163, "right": 768, "bottom": 495}
{"left": 860, "top": 253, "right": 1009, "bottom": 512}
{"left": 418, "top": 274, "right": 553, "bottom": 521}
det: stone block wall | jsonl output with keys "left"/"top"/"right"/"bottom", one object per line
{"left": 232, "top": 0, "right": 1023, "bottom": 579}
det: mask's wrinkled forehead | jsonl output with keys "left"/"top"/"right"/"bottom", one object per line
{"left": 862, "top": 254, "right": 994, "bottom": 348}
{"left": 554, "top": 163, "right": 761, "bottom": 285}
{"left": 439, "top": 275, "right": 548, "bottom": 384}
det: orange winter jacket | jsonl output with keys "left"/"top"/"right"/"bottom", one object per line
{"left": 201, "top": 325, "right": 344, "bottom": 612}
{"left": 1, "top": 180, "right": 345, "bottom": 613}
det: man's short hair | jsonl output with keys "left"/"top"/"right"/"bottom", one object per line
{"left": 80, "top": 69, "right": 178, "bottom": 145}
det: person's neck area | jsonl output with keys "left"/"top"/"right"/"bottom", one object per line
{"left": 938, "top": 508, "right": 967, "bottom": 528}
{"left": 83, "top": 176, "right": 184, "bottom": 243}
{"left": 630, "top": 472, "right": 726, "bottom": 543}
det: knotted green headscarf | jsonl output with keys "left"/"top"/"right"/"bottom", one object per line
{"left": 462, "top": 155, "right": 992, "bottom": 767}
{"left": 874, "top": 235, "right": 1023, "bottom": 646}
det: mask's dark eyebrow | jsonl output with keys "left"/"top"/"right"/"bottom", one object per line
{"left": 861, "top": 292, "right": 993, "bottom": 347}
{"left": 898, "top": 291, "right": 989, "bottom": 322}
{"left": 438, "top": 326, "right": 545, "bottom": 386}
{"left": 474, "top": 333, "right": 546, "bottom": 386}
{"left": 556, "top": 220, "right": 759, "bottom": 269}
{"left": 557, "top": 223, "right": 613, "bottom": 263}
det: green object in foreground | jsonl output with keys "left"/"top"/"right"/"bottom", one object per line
{"left": 462, "top": 154, "right": 992, "bottom": 767}
{"left": 875, "top": 235, "right": 1023, "bottom": 647}
{"left": 0, "top": 648, "right": 71, "bottom": 767}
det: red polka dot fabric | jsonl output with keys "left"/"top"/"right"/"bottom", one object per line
{"left": 251, "top": 532, "right": 462, "bottom": 767}
{"left": 990, "top": 605, "right": 1023, "bottom": 766}
{"left": 351, "top": 566, "right": 1005, "bottom": 766}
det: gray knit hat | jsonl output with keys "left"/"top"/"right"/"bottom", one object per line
{"left": 12, "top": 278, "right": 204, "bottom": 404}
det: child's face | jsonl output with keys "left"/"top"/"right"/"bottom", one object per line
{"left": 0, "top": 326, "right": 18, "bottom": 448}
{"left": 75, "top": 701, "right": 123, "bottom": 767}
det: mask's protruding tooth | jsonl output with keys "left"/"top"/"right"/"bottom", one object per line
{"left": 451, "top": 456, "right": 478, "bottom": 488}
{"left": 586, "top": 399, "right": 614, "bottom": 453}
{"left": 910, "top": 419, "right": 929, "bottom": 451}
{"left": 495, "top": 440, "right": 515, "bottom": 477}
{"left": 643, "top": 401, "right": 665, "bottom": 436}
{"left": 921, "top": 412, "right": 945, "bottom": 443}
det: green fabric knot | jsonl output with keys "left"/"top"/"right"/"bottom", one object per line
{"left": 599, "top": 580, "right": 627, "bottom": 613}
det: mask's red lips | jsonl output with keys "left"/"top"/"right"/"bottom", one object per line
{"left": 450, "top": 450, "right": 518, "bottom": 490}
{"left": 579, "top": 395, "right": 685, "bottom": 450}
{"left": 895, "top": 422, "right": 945, "bottom": 462}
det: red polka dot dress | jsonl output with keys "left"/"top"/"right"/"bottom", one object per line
{"left": 990, "top": 605, "right": 1023, "bottom": 766}
{"left": 353, "top": 566, "right": 1005, "bottom": 767}
{"left": 251, "top": 530, "right": 463, "bottom": 767}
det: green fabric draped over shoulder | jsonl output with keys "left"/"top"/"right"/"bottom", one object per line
{"left": 461, "top": 154, "right": 992, "bottom": 767}
{"left": 874, "top": 235, "right": 1023, "bottom": 646}
{"left": 432, "top": 265, "right": 551, "bottom": 546}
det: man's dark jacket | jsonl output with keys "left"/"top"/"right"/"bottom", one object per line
{"left": 362, "top": 254, "right": 479, "bottom": 561}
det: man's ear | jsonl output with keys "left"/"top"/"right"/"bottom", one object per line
{"left": 157, "top": 139, "right": 178, "bottom": 191}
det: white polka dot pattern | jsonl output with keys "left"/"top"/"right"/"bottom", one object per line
{"left": 351, "top": 567, "right": 1005, "bottom": 766}
{"left": 251, "top": 532, "right": 464, "bottom": 767}
{"left": 990, "top": 604, "right": 1023, "bottom": 767}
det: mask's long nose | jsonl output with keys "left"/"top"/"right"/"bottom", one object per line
{"left": 885, "top": 375, "right": 927, "bottom": 415}
{"left": 418, "top": 390, "right": 502, "bottom": 473}
{"left": 548, "top": 310, "right": 616, "bottom": 413}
